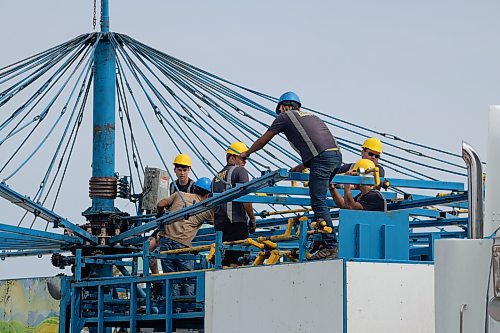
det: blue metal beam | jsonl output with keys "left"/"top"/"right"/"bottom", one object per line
{"left": 109, "top": 169, "right": 290, "bottom": 244}
{"left": 410, "top": 194, "right": 468, "bottom": 209}
{"left": 409, "top": 218, "right": 467, "bottom": 228}
{"left": 0, "top": 249, "right": 65, "bottom": 258}
{"left": 387, "top": 193, "right": 468, "bottom": 210}
{"left": 288, "top": 173, "right": 465, "bottom": 191}
{"left": 235, "top": 190, "right": 397, "bottom": 205}
{"left": 0, "top": 183, "right": 97, "bottom": 244}
{"left": 256, "top": 186, "right": 397, "bottom": 199}
{"left": 0, "top": 223, "right": 83, "bottom": 244}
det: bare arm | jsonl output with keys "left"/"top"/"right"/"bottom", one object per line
{"left": 329, "top": 184, "right": 347, "bottom": 209}
{"left": 243, "top": 203, "right": 256, "bottom": 233}
{"left": 242, "top": 131, "right": 276, "bottom": 158}
{"left": 344, "top": 185, "right": 364, "bottom": 210}
{"left": 156, "top": 194, "right": 175, "bottom": 214}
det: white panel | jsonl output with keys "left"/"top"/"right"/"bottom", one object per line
{"left": 435, "top": 239, "right": 492, "bottom": 333}
{"left": 485, "top": 106, "right": 500, "bottom": 237}
{"left": 205, "top": 260, "right": 344, "bottom": 333}
{"left": 346, "top": 261, "right": 434, "bottom": 333}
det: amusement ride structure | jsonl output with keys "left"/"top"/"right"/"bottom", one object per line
{"left": 0, "top": 1, "right": 494, "bottom": 332}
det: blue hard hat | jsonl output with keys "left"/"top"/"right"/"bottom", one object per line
{"left": 276, "top": 91, "right": 301, "bottom": 113}
{"left": 194, "top": 177, "right": 212, "bottom": 192}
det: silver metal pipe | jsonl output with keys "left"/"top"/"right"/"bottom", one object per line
{"left": 459, "top": 304, "right": 468, "bottom": 333}
{"left": 462, "top": 141, "right": 484, "bottom": 239}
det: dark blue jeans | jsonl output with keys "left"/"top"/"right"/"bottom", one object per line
{"left": 309, "top": 150, "right": 342, "bottom": 247}
{"left": 159, "top": 237, "right": 194, "bottom": 296}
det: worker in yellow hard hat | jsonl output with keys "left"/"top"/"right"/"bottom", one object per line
{"left": 329, "top": 158, "right": 386, "bottom": 212}
{"left": 212, "top": 141, "right": 256, "bottom": 267}
{"left": 171, "top": 153, "right": 195, "bottom": 194}
{"left": 148, "top": 153, "right": 195, "bottom": 278}
{"left": 338, "top": 137, "right": 385, "bottom": 177}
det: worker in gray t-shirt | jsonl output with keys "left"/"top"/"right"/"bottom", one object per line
{"left": 240, "top": 91, "right": 342, "bottom": 260}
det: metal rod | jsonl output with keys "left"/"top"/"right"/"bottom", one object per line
{"left": 459, "top": 303, "right": 468, "bottom": 333}
{"left": 91, "top": 0, "right": 116, "bottom": 212}
{"left": 101, "top": 0, "right": 110, "bottom": 32}
{"left": 462, "top": 141, "right": 484, "bottom": 239}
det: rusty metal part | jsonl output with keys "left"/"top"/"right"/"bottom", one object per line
{"left": 89, "top": 177, "right": 117, "bottom": 199}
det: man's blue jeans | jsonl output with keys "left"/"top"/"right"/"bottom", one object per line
{"left": 309, "top": 150, "right": 342, "bottom": 247}
{"left": 159, "top": 237, "right": 194, "bottom": 296}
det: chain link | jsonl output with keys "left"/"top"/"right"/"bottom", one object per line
{"left": 92, "top": 0, "right": 96, "bottom": 30}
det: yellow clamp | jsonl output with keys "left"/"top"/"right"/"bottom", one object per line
{"left": 266, "top": 250, "right": 282, "bottom": 265}
{"left": 252, "top": 251, "right": 267, "bottom": 266}
{"left": 206, "top": 243, "right": 216, "bottom": 263}
{"left": 311, "top": 220, "right": 333, "bottom": 234}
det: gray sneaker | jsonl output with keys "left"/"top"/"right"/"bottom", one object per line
{"left": 310, "top": 247, "right": 338, "bottom": 260}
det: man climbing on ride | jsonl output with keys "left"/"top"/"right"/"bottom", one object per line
{"left": 150, "top": 177, "right": 214, "bottom": 296}
{"left": 329, "top": 159, "right": 386, "bottom": 212}
{"left": 338, "top": 137, "right": 385, "bottom": 177}
{"left": 240, "top": 92, "right": 342, "bottom": 260}
{"left": 170, "top": 153, "right": 195, "bottom": 194}
{"left": 212, "top": 141, "right": 256, "bottom": 267}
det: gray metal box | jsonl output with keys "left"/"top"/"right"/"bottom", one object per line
{"left": 142, "top": 167, "right": 169, "bottom": 211}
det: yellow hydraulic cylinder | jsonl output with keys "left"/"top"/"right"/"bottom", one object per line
{"left": 206, "top": 243, "right": 216, "bottom": 263}
{"left": 262, "top": 240, "right": 277, "bottom": 249}
{"left": 266, "top": 250, "right": 282, "bottom": 265}
{"left": 253, "top": 252, "right": 267, "bottom": 266}
{"left": 261, "top": 208, "right": 311, "bottom": 217}
{"left": 160, "top": 243, "right": 212, "bottom": 255}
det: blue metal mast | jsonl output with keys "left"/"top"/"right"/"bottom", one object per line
{"left": 88, "top": 0, "right": 116, "bottom": 214}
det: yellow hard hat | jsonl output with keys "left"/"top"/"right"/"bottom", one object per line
{"left": 173, "top": 153, "right": 192, "bottom": 167}
{"left": 362, "top": 137, "right": 383, "bottom": 154}
{"left": 226, "top": 141, "right": 248, "bottom": 155}
{"left": 352, "top": 158, "right": 376, "bottom": 173}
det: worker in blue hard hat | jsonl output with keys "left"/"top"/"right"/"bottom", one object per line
{"left": 240, "top": 91, "right": 342, "bottom": 260}
{"left": 149, "top": 177, "right": 214, "bottom": 296}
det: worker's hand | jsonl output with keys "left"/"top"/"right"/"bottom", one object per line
{"left": 329, "top": 183, "right": 338, "bottom": 191}
{"left": 290, "top": 164, "right": 306, "bottom": 172}
{"left": 248, "top": 217, "right": 257, "bottom": 234}
{"left": 240, "top": 151, "right": 249, "bottom": 160}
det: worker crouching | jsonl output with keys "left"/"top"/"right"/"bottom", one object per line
{"left": 329, "top": 159, "right": 386, "bottom": 211}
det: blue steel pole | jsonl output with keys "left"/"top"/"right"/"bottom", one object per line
{"left": 91, "top": 0, "right": 115, "bottom": 212}
{"left": 101, "top": 0, "right": 110, "bottom": 32}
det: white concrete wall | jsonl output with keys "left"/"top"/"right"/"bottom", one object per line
{"left": 346, "top": 261, "right": 435, "bottom": 333}
{"left": 485, "top": 106, "right": 500, "bottom": 237}
{"left": 204, "top": 260, "right": 344, "bottom": 333}
{"left": 435, "top": 239, "right": 493, "bottom": 333}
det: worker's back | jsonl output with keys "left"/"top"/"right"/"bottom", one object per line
{"left": 268, "top": 109, "right": 338, "bottom": 164}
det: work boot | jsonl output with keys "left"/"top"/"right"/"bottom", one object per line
{"left": 310, "top": 247, "right": 338, "bottom": 260}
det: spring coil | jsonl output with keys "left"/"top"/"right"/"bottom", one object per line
{"left": 89, "top": 177, "right": 117, "bottom": 199}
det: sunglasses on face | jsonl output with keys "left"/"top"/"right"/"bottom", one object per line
{"left": 367, "top": 152, "right": 380, "bottom": 158}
